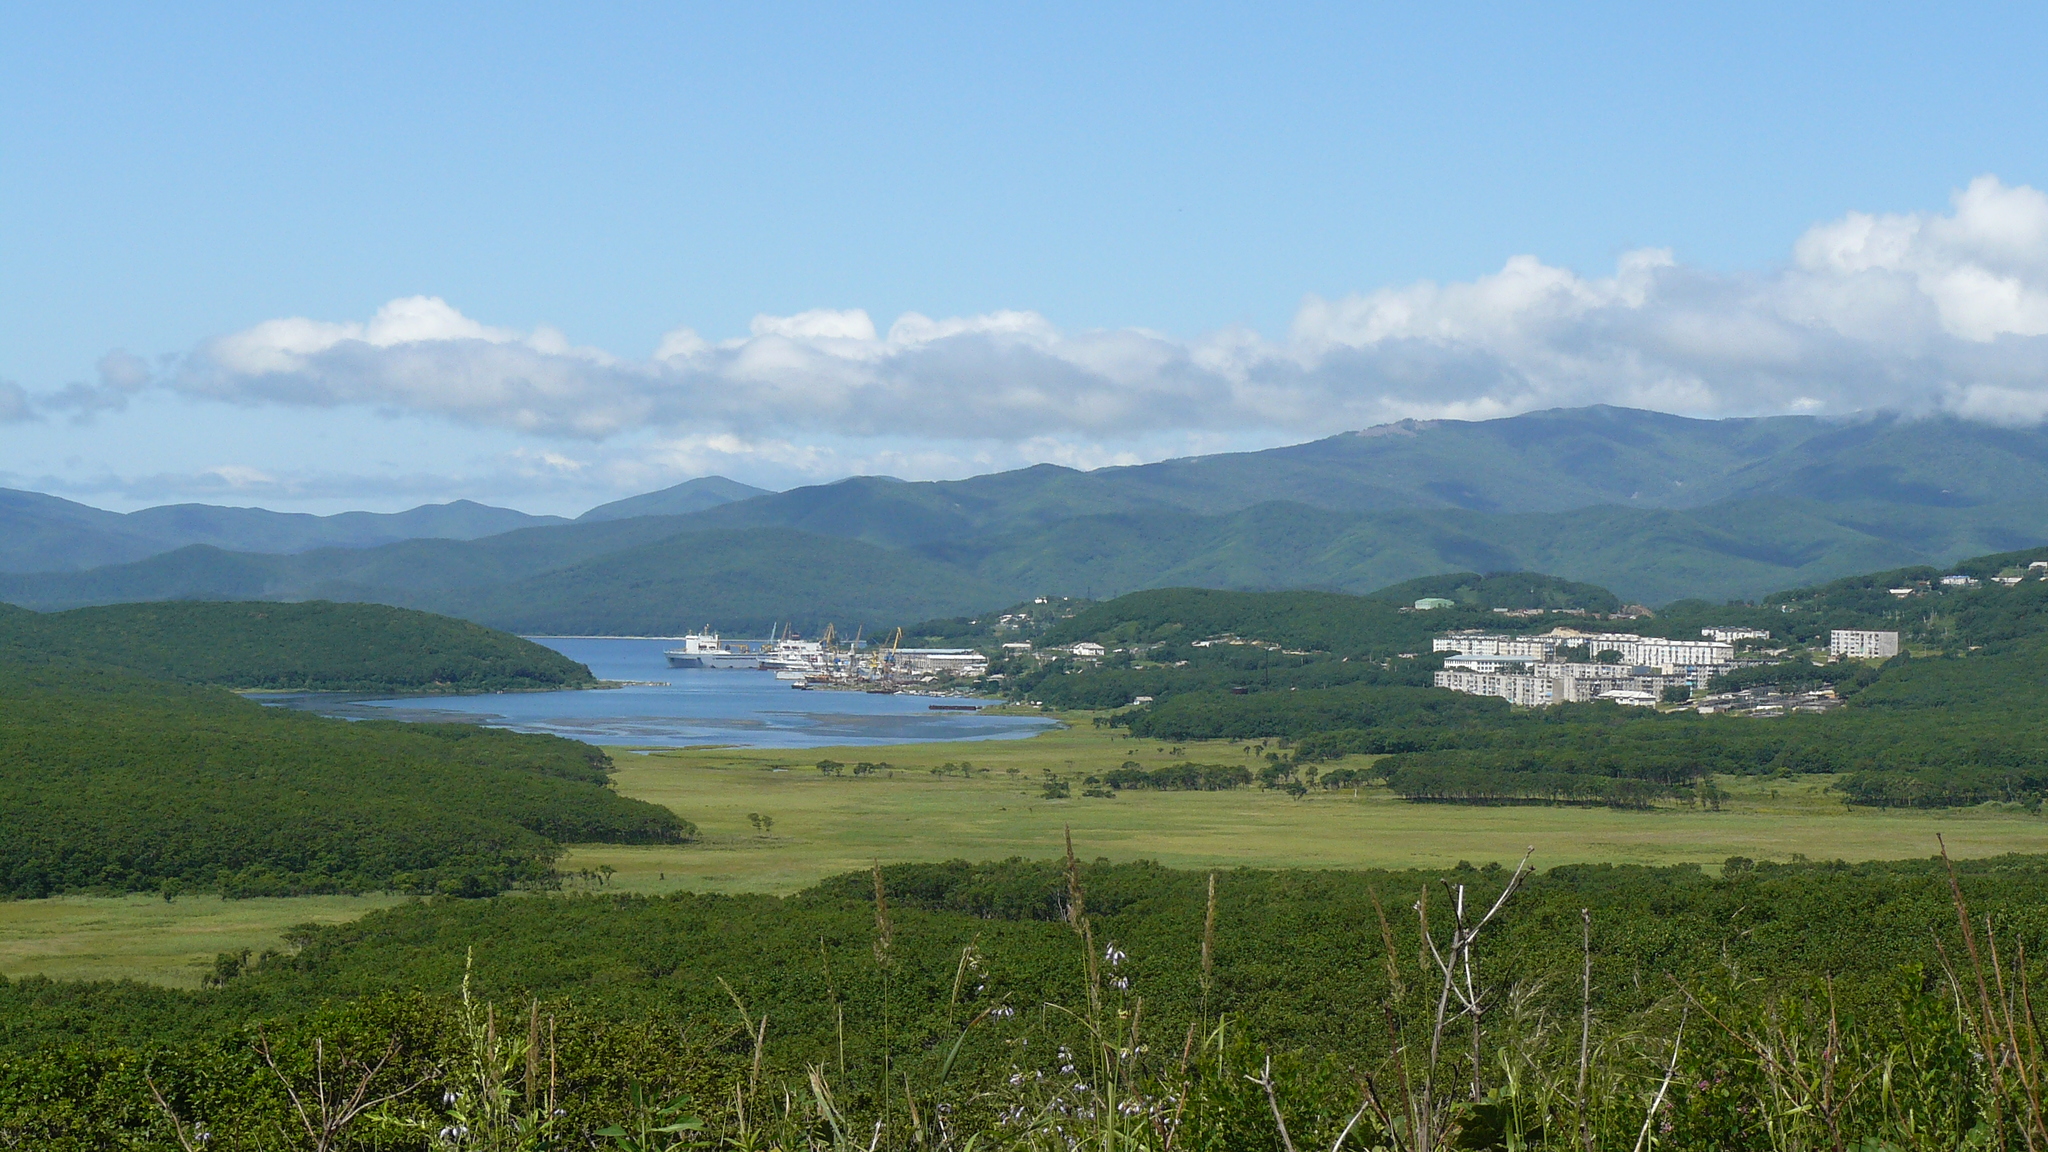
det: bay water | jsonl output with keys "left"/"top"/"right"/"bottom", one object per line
{"left": 268, "top": 636, "right": 1057, "bottom": 749}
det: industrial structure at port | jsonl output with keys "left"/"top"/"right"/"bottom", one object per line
{"left": 665, "top": 628, "right": 987, "bottom": 688}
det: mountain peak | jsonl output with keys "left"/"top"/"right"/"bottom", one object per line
{"left": 577, "top": 476, "right": 771, "bottom": 522}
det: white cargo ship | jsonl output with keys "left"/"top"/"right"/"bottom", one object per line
{"left": 664, "top": 633, "right": 768, "bottom": 670}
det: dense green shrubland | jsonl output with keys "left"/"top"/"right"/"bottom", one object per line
{"left": 12, "top": 855, "right": 2048, "bottom": 1147}
{"left": 0, "top": 598, "right": 595, "bottom": 693}
{"left": 0, "top": 661, "right": 690, "bottom": 899}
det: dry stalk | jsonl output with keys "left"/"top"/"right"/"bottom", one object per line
{"left": 1370, "top": 887, "right": 1423, "bottom": 1149}
{"left": 1418, "top": 849, "right": 1535, "bottom": 1105}
{"left": 1201, "top": 871, "right": 1218, "bottom": 1018}
{"left": 1941, "top": 834, "right": 2022, "bottom": 1146}
{"left": 1061, "top": 825, "right": 1105, "bottom": 1033}
{"left": 142, "top": 1074, "right": 205, "bottom": 1152}
{"left": 1252, "top": 1055, "right": 1301, "bottom": 1152}
{"left": 254, "top": 1031, "right": 420, "bottom": 1152}
{"left": 1629, "top": 1008, "right": 1685, "bottom": 1152}
{"left": 1989, "top": 919, "right": 2047, "bottom": 1145}
{"left": 525, "top": 999, "right": 539, "bottom": 1105}
{"left": 1578, "top": 907, "right": 1594, "bottom": 1152}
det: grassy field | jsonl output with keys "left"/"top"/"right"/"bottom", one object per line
{"left": 0, "top": 892, "right": 407, "bottom": 987}
{"left": 560, "top": 718, "right": 2048, "bottom": 894}
{"left": 10, "top": 714, "right": 2048, "bottom": 985}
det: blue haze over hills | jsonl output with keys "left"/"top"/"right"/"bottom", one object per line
{"left": 6, "top": 406, "right": 2048, "bottom": 631}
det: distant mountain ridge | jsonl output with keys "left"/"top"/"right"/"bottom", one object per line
{"left": 0, "top": 476, "right": 773, "bottom": 575}
{"left": 7, "top": 407, "right": 2048, "bottom": 630}
{"left": 0, "top": 490, "right": 570, "bottom": 573}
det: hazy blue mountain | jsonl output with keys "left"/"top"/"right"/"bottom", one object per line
{"left": 576, "top": 475, "right": 770, "bottom": 522}
{"left": 3, "top": 490, "right": 2029, "bottom": 624}
{"left": 0, "top": 489, "right": 568, "bottom": 573}
{"left": 11, "top": 406, "right": 2048, "bottom": 628}
{"left": 0, "top": 527, "right": 1009, "bottom": 635}
{"left": 120, "top": 499, "right": 566, "bottom": 553}
{"left": 0, "top": 488, "right": 174, "bottom": 573}
{"left": 0, "top": 514, "right": 728, "bottom": 611}
{"left": 430, "top": 528, "right": 1012, "bottom": 636}
{"left": 667, "top": 409, "right": 2048, "bottom": 551}
{"left": 914, "top": 497, "right": 1940, "bottom": 607}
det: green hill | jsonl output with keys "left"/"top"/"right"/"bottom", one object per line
{"left": 1364, "top": 570, "right": 1623, "bottom": 611}
{"left": 0, "top": 601, "right": 676, "bottom": 898}
{"left": 4, "top": 600, "right": 594, "bottom": 693}
{"left": 0, "top": 659, "right": 690, "bottom": 900}
{"left": 1040, "top": 587, "right": 1473, "bottom": 656}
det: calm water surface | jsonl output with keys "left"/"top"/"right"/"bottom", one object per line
{"left": 270, "top": 636, "right": 1056, "bottom": 749}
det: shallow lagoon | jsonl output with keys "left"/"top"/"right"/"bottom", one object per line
{"left": 266, "top": 636, "right": 1056, "bottom": 749}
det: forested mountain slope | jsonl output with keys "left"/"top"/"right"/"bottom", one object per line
{"left": 10, "top": 406, "right": 2048, "bottom": 626}
{"left": 0, "top": 494, "right": 2033, "bottom": 626}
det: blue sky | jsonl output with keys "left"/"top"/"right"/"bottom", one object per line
{"left": 5, "top": 2, "right": 2048, "bottom": 514}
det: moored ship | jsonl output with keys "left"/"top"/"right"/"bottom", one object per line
{"left": 664, "top": 633, "right": 768, "bottom": 669}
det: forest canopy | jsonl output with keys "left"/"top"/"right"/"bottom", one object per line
{"left": 0, "top": 657, "right": 688, "bottom": 900}
{"left": 0, "top": 599, "right": 596, "bottom": 693}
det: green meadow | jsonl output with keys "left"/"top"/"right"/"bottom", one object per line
{"left": 9, "top": 712, "right": 2048, "bottom": 986}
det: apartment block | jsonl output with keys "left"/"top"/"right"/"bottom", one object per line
{"left": 1828, "top": 630, "right": 1899, "bottom": 659}
{"left": 1433, "top": 629, "right": 1734, "bottom": 674}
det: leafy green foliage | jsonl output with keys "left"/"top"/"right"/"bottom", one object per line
{"left": 14, "top": 854, "right": 2048, "bottom": 1146}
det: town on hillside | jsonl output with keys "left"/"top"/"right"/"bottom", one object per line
{"left": 1428, "top": 618, "right": 1901, "bottom": 716}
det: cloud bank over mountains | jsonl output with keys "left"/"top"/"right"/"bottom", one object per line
{"left": 152, "top": 176, "right": 2048, "bottom": 438}
{"left": 15, "top": 177, "right": 2048, "bottom": 504}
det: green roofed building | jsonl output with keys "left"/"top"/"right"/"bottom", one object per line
{"left": 1413, "top": 597, "right": 1457, "bottom": 610}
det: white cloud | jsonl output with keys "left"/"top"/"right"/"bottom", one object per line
{"left": 98, "top": 175, "right": 2048, "bottom": 449}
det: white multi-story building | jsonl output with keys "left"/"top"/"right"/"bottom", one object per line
{"left": 1702, "top": 627, "right": 1771, "bottom": 643}
{"left": 1432, "top": 631, "right": 1558, "bottom": 661}
{"left": 1434, "top": 666, "right": 1688, "bottom": 708}
{"left": 1829, "top": 630, "right": 1899, "bottom": 659}
{"left": 1434, "top": 667, "right": 1560, "bottom": 707}
{"left": 1433, "top": 629, "right": 1733, "bottom": 674}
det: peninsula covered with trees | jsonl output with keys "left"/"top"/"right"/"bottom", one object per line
{"left": 0, "top": 604, "right": 687, "bottom": 901}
